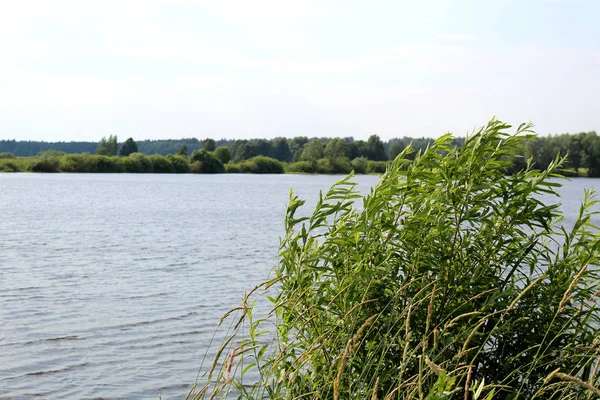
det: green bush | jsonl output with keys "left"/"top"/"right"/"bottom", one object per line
{"left": 127, "top": 153, "right": 151, "bottom": 173}
{"left": 248, "top": 156, "right": 285, "bottom": 174}
{"left": 0, "top": 160, "right": 19, "bottom": 172}
{"left": 166, "top": 154, "right": 190, "bottom": 173}
{"left": 59, "top": 154, "right": 91, "bottom": 172}
{"left": 190, "top": 149, "right": 225, "bottom": 173}
{"left": 224, "top": 162, "right": 243, "bottom": 173}
{"left": 0, "top": 152, "right": 16, "bottom": 159}
{"left": 86, "top": 155, "right": 120, "bottom": 173}
{"left": 367, "top": 160, "right": 388, "bottom": 173}
{"left": 351, "top": 156, "right": 368, "bottom": 174}
{"left": 29, "top": 157, "right": 60, "bottom": 172}
{"left": 117, "top": 155, "right": 143, "bottom": 173}
{"left": 316, "top": 157, "right": 353, "bottom": 174}
{"left": 287, "top": 160, "right": 316, "bottom": 173}
{"left": 191, "top": 119, "right": 600, "bottom": 400}
{"left": 148, "top": 154, "right": 174, "bottom": 173}
{"left": 214, "top": 146, "right": 232, "bottom": 164}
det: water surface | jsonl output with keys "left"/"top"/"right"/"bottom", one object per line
{"left": 0, "top": 173, "right": 597, "bottom": 399}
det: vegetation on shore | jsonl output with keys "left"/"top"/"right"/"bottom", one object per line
{"left": 1, "top": 128, "right": 600, "bottom": 176}
{"left": 188, "top": 119, "right": 600, "bottom": 399}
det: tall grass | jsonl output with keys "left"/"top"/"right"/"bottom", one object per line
{"left": 191, "top": 118, "right": 600, "bottom": 399}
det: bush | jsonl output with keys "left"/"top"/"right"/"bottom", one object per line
{"left": 367, "top": 160, "right": 388, "bottom": 173}
{"left": 166, "top": 154, "right": 190, "bottom": 173}
{"left": 248, "top": 156, "right": 284, "bottom": 174}
{"left": 0, "top": 160, "right": 19, "bottom": 172}
{"left": 224, "top": 163, "right": 243, "bottom": 173}
{"left": 148, "top": 154, "right": 174, "bottom": 173}
{"left": 190, "top": 149, "right": 225, "bottom": 173}
{"left": 29, "top": 157, "right": 60, "bottom": 172}
{"left": 0, "top": 152, "right": 16, "bottom": 159}
{"left": 213, "top": 146, "right": 232, "bottom": 164}
{"left": 286, "top": 161, "right": 316, "bottom": 173}
{"left": 351, "top": 156, "right": 368, "bottom": 174}
{"left": 127, "top": 153, "right": 151, "bottom": 173}
{"left": 117, "top": 156, "right": 143, "bottom": 173}
{"left": 86, "top": 155, "right": 120, "bottom": 173}
{"left": 59, "top": 154, "right": 91, "bottom": 172}
{"left": 191, "top": 119, "right": 600, "bottom": 400}
{"left": 316, "top": 157, "right": 353, "bottom": 174}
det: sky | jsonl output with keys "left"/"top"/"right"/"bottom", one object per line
{"left": 0, "top": 0, "right": 598, "bottom": 141}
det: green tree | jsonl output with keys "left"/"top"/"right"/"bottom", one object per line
{"left": 213, "top": 146, "right": 232, "bottom": 164}
{"left": 203, "top": 138, "right": 216, "bottom": 152}
{"left": 323, "top": 138, "right": 346, "bottom": 161}
{"left": 96, "top": 135, "right": 118, "bottom": 156}
{"left": 176, "top": 144, "right": 188, "bottom": 156}
{"left": 581, "top": 131, "right": 600, "bottom": 177}
{"left": 119, "top": 137, "right": 138, "bottom": 156}
{"left": 301, "top": 139, "right": 324, "bottom": 162}
{"left": 190, "top": 149, "right": 224, "bottom": 173}
{"left": 271, "top": 137, "right": 292, "bottom": 162}
{"left": 388, "top": 140, "right": 405, "bottom": 160}
{"left": 367, "top": 134, "right": 387, "bottom": 161}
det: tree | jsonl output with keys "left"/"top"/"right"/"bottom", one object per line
{"left": 177, "top": 144, "right": 188, "bottom": 156}
{"left": 388, "top": 140, "right": 405, "bottom": 160}
{"left": 213, "top": 146, "right": 232, "bottom": 164}
{"left": 367, "top": 134, "right": 387, "bottom": 161}
{"left": 581, "top": 131, "right": 600, "bottom": 177}
{"left": 203, "top": 138, "right": 216, "bottom": 152}
{"left": 323, "top": 138, "right": 346, "bottom": 161}
{"left": 96, "top": 135, "right": 118, "bottom": 156}
{"left": 301, "top": 139, "right": 324, "bottom": 162}
{"left": 190, "top": 149, "right": 224, "bottom": 173}
{"left": 119, "top": 137, "right": 138, "bottom": 156}
{"left": 271, "top": 137, "right": 292, "bottom": 162}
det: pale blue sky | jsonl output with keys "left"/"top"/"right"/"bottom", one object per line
{"left": 0, "top": 0, "right": 598, "bottom": 141}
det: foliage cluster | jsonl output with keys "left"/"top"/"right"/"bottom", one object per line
{"left": 96, "top": 135, "right": 119, "bottom": 156}
{"left": 225, "top": 156, "right": 285, "bottom": 174}
{"left": 188, "top": 119, "right": 600, "bottom": 400}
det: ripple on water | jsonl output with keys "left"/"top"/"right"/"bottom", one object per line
{"left": 3, "top": 173, "right": 588, "bottom": 399}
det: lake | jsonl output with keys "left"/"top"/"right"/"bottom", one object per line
{"left": 0, "top": 173, "right": 597, "bottom": 399}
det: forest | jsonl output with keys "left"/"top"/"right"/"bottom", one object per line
{"left": 0, "top": 130, "right": 598, "bottom": 175}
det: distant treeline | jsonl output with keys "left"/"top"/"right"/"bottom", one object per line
{"left": 0, "top": 138, "right": 205, "bottom": 156}
{"left": 0, "top": 135, "right": 442, "bottom": 159}
{"left": 0, "top": 130, "right": 599, "bottom": 175}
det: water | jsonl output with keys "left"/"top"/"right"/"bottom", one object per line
{"left": 0, "top": 173, "right": 597, "bottom": 399}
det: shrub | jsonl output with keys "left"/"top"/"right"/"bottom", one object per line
{"left": 248, "top": 156, "right": 285, "bottom": 174}
{"left": 190, "top": 119, "right": 600, "bottom": 400}
{"left": 148, "top": 154, "right": 174, "bottom": 173}
{"left": 213, "top": 146, "right": 232, "bottom": 164}
{"left": 127, "top": 153, "right": 152, "bottom": 173}
{"left": 316, "top": 157, "right": 353, "bottom": 174}
{"left": 29, "top": 157, "right": 60, "bottom": 172}
{"left": 118, "top": 155, "right": 144, "bottom": 173}
{"left": 190, "top": 149, "right": 225, "bottom": 173}
{"left": 225, "top": 163, "right": 243, "bottom": 173}
{"left": 0, "top": 152, "right": 16, "bottom": 159}
{"left": 367, "top": 160, "right": 388, "bottom": 173}
{"left": 287, "top": 160, "right": 316, "bottom": 173}
{"left": 0, "top": 160, "right": 19, "bottom": 172}
{"left": 59, "top": 154, "right": 90, "bottom": 172}
{"left": 166, "top": 154, "right": 190, "bottom": 173}
{"left": 351, "top": 156, "right": 368, "bottom": 174}
{"left": 85, "top": 155, "right": 120, "bottom": 173}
